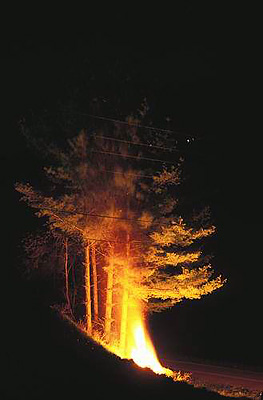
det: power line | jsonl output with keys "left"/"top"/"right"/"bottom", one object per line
{"left": 46, "top": 209, "right": 150, "bottom": 244}
{"left": 83, "top": 236, "right": 149, "bottom": 244}
{"left": 62, "top": 108, "right": 194, "bottom": 138}
{"left": 43, "top": 207, "right": 152, "bottom": 223}
{"left": 91, "top": 149, "right": 176, "bottom": 164}
{"left": 102, "top": 169, "right": 153, "bottom": 179}
{"left": 56, "top": 109, "right": 206, "bottom": 160}
{"left": 48, "top": 109, "right": 216, "bottom": 161}
{"left": 60, "top": 110, "right": 198, "bottom": 160}
{"left": 92, "top": 133, "right": 179, "bottom": 152}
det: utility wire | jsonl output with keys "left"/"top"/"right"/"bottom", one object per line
{"left": 62, "top": 108, "right": 194, "bottom": 138}
{"left": 91, "top": 149, "right": 176, "bottom": 164}
{"left": 49, "top": 109, "right": 215, "bottom": 160}
{"left": 43, "top": 207, "right": 152, "bottom": 223}
{"left": 92, "top": 133, "right": 179, "bottom": 152}
{"left": 47, "top": 209, "right": 149, "bottom": 244}
{"left": 84, "top": 236, "right": 149, "bottom": 244}
{"left": 54, "top": 109, "right": 205, "bottom": 160}
{"left": 102, "top": 169, "right": 154, "bottom": 179}
{"left": 62, "top": 111, "right": 199, "bottom": 160}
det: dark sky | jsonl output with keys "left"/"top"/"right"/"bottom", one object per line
{"left": 2, "top": 5, "right": 261, "bottom": 368}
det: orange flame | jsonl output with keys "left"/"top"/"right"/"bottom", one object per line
{"left": 123, "top": 300, "right": 173, "bottom": 377}
{"left": 130, "top": 319, "right": 173, "bottom": 376}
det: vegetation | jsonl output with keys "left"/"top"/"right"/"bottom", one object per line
{"left": 15, "top": 107, "right": 225, "bottom": 361}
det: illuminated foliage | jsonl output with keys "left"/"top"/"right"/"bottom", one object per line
{"left": 16, "top": 110, "right": 226, "bottom": 368}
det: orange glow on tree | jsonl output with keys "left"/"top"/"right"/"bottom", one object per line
{"left": 15, "top": 117, "right": 226, "bottom": 378}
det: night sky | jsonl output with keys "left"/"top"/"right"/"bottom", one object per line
{"left": 2, "top": 4, "right": 261, "bottom": 376}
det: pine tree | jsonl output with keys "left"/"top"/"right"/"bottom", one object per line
{"left": 15, "top": 127, "right": 145, "bottom": 338}
{"left": 16, "top": 109, "right": 225, "bottom": 353}
{"left": 116, "top": 166, "right": 225, "bottom": 314}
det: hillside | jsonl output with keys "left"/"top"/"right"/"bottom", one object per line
{"left": 3, "top": 280, "right": 254, "bottom": 400}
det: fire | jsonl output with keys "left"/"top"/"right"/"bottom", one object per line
{"left": 131, "top": 323, "right": 162, "bottom": 372}
{"left": 120, "top": 300, "right": 174, "bottom": 377}
{"left": 130, "top": 319, "right": 173, "bottom": 377}
{"left": 98, "top": 297, "right": 174, "bottom": 377}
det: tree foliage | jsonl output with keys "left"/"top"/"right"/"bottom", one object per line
{"left": 16, "top": 108, "right": 225, "bottom": 322}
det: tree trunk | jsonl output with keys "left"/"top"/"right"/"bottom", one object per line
{"left": 105, "top": 244, "right": 114, "bottom": 343}
{"left": 85, "top": 244, "right": 92, "bottom": 335}
{"left": 119, "top": 232, "right": 130, "bottom": 357}
{"left": 71, "top": 255, "right": 76, "bottom": 311}
{"left": 64, "top": 238, "right": 72, "bottom": 316}
{"left": 91, "top": 244, "right": 99, "bottom": 324}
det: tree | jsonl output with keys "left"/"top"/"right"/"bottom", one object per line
{"left": 21, "top": 228, "right": 82, "bottom": 313}
{"left": 16, "top": 128, "right": 143, "bottom": 335}
{"left": 16, "top": 109, "right": 225, "bottom": 357}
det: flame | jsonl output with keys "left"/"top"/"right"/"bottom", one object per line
{"left": 85, "top": 249, "right": 177, "bottom": 379}
{"left": 130, "top": 320, "right": 172, "bottom": 376}
{"left": 125, "top": 301, "right": 174, "bottom": 377}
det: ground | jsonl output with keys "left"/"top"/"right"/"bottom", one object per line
{"left": 3, "top": 282, "right": 258, "bottom": 400}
